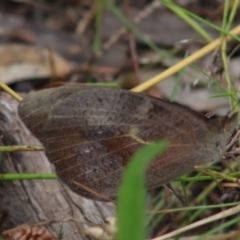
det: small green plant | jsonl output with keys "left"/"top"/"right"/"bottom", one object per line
{"left": 57, "top": 225, "right": 64, "bottom": 240}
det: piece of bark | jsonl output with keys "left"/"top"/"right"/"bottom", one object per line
{"left": 0, "top": 92, "right": 115, "bottom": 239}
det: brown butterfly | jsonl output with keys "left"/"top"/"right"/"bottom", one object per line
{"left": 18, "top": 86, "right": 238, "bottom": 200}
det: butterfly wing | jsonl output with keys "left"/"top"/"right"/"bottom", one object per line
{"left": 18, "top": 86, "right": 209, "bottom": 200}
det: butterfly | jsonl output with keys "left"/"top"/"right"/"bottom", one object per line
{"left": 18, "top": 85, "right": 238, "bottom": 200}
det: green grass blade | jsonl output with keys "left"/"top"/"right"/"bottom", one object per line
{"left": 93, "top": 0, "right": 104, "bottom": 55}
{"left": 160, "top": 1, "right": 240, "bottom": 42}
{"left": 195, "top": 214, "right": 240, "bottom": 240}
{"left": 162, "top": 0, "right": 213, "bottom": 42}
{"left": 0, "top": 173, "right": 57, "bottom": 180}
{"left": 117, "top": 140, "right": 168, "bottom": 240}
